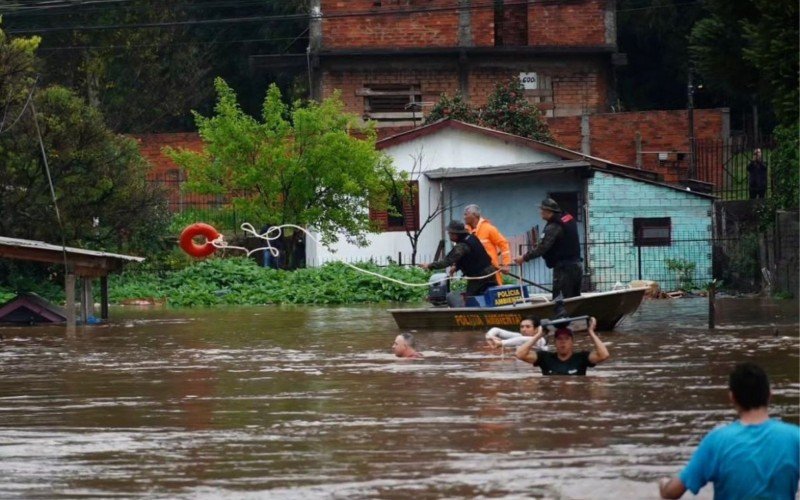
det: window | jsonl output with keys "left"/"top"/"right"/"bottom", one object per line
{"left": 548, "top": 191, "right": 582, "bottom": 221}
{"left": 357, "top": 84, "right": 423, "bottom": 127}
{"left": 633, "top": 217, "right": 671, "bottom": 246}
{"left": 369, "top": 181, "right": 420, "bottom": 232}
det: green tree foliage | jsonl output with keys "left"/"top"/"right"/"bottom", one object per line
{"left": 616, "top": 0, "right": 707, "bottom": 110}
{"left": 166, "top": 78, "right": 394, "bottom": 265}
{"left": 0, "top": 86, "right": 170, "bottom": 253}
{"left": 425, "top": 92, "right": 477, "bottom": 123}
{"left": 761, "top": 123, "right": 799, "bottom": 216}
{"left": 689, "top": 0, "right": 798, "bottom": 126}
{"left": 424, "top": 79, "right": 554, "bottom": 143}
{"left": 0, "top": 27, "right": 169, "bottom": 259}
{"left": 2, "top": 0, "right": 308, "bottom": 132}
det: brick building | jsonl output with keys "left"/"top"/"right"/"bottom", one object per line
{"left": 304, "top": 0, "right": 728, "bottom": 182}
{"left": 311, "top": 0, "right": 620, "bottom": 131}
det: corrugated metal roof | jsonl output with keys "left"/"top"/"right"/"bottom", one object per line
{"left": 424, "top": 160, "right": 590, "bottom": 179}
{"left": 0, "top": 236, "right": 144, "bottom": 263}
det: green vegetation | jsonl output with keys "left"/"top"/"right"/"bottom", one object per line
{"left": 0, "top": 25, "right": 170, "bottom": 292}
{"left": 665, "top": 258, "right": 697, "bottom": 291}
{"left": 107, "top": 258, "right": 429, "bottom": 307}
{"left": 166, "top": 79, "right": 396, "bottom": 268}
{"left": 426, "top": 79, "right": 554, "bottom": 143}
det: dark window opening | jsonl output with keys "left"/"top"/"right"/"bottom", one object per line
{"left": 633, "top": 217, "right": 671, "bottom": 246}
{"left": 369, "top": 181, "right": 420, "bottom": 232}
{"left": 548, "top": 191, "right": 582, "bottom": 222}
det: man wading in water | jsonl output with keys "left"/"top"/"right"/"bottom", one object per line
{"left": 514, "top": 316, "right": 609, "bottom": 375}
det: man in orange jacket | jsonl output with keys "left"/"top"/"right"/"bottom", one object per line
{"left": 463, "top": 204, "right": 511, "bottom": 285}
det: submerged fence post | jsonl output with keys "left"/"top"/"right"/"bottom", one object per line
{"left": 708, "top": 279, "right": 716, "bottom": 329}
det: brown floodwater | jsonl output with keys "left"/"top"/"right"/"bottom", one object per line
{"left": 0, "top": 297, "right": 797, "bottom": 499}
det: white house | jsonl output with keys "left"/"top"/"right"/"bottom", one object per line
{"left": 305, "top": 120, "right": 714, "bottom": 292}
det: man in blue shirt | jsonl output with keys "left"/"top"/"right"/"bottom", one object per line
{"left": 658, "top": 362, "right": 800, "bottom": 499}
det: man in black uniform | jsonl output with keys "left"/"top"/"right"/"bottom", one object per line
{"left": 513, "top": 198, "right": 583, "bottom": 298}
{"left": 420, "top": 220, "right": 498, "bottom": 297}
{"left": 515, "top": 317, "right": 609, "bottom": 376}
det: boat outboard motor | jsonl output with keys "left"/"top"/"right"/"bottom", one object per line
{"left": 427, "top": 272, "right": 449, "bottom": 306}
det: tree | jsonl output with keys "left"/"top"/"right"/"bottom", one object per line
{"left": 0, "top": 27, "right": 168, "bottom": 256}
{"left": 0, "top": 86, "right": 170, "bottom": 254}
{"left": 689, "top": 0, "right": 798, "bottom": 130}
{"left": 616, "top": 0, "right": 707, "bottom": 110}
{"left": 2, "top": 0, "right": 309, "bottom": 132}
{"left": 424, "top": 79, "right": 554, "bottom": 143}
{"left": 166, "top": 78, "right": 395, "bottom": 267}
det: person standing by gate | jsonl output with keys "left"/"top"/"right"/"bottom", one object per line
{"left": 747, "top": 148, "right": 767, "bottom": 199}
{"left": 513, "top": 198, "right": 583, "bottom": 299}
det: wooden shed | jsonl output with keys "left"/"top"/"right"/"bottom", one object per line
{"left": 0, "top": 236, "right": 144, "bottom": 327}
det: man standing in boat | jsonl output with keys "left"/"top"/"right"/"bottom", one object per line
{"left": 514, "top": 317, "right": 609, "bottom": 375}
{"left": 463, "top": 204, "right": 512, "bottom": 286}
{"left": 514, "top": 198, "right": 582, "bottom": 299}
{"left": 419, "top": 220, "right": 498, "bottom": 298}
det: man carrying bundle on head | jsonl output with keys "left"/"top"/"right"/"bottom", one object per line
{"left": 515, "top": 316, "right": 609, "bottom": 375}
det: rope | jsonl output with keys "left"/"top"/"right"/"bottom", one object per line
{"left": 209, "top": 222, "right": 501, "bottom": 288}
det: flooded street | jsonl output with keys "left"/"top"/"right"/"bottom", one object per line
{"left": 0, "top": 298, "right": 797, "bottom": 499}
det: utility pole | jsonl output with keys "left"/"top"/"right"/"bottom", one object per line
{"left": 687, "top": 70, "right": 696, "bottom": 180}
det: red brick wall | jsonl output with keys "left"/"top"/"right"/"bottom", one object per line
{"left": 468, "top": 65, "right": 609, "bottom": 114}
{"left": 322, "top": 0, "right": 492, "bottom": 49}
{"left": 548, "top": 109, "right": 728, "bottom": 181}
{"left": 322, "top": 68, "right": 461, "bottom": 117}
{"left": 133, "top": 133, "right": 204, "bottom": 178}
{"left": 528, "top": 0, "right": 608, "bottom": 46}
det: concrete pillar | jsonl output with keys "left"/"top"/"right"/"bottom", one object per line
{"left": 458, "top": 0, "right": 473, "bottom": 47}
{"left": 81, "top": 277, "right": 93, "bottom": 323}
{"left": 580, "top": 113, "right": 591, "bottom": 155}
{"left": 308, "top": 0, "right": 323, "bottom": 101}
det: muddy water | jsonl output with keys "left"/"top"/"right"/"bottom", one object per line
{"left": 0, "top": 298, "right": 797, "bottom": 499}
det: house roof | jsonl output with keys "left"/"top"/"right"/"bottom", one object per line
{"left": 377, "top": 119, "right": 716, "bottom": 199}
{"left": 425, "top": 160, "right": 590, "bottom": 180}
{"left": 0, "top": 236, "right": 144, "bottom": 277}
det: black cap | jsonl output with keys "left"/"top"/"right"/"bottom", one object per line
{"left": 540, "top": 198, "right": 562, "bottom": 213}
{"left": 446, "top": 220, "right": 469, "bottom": 234}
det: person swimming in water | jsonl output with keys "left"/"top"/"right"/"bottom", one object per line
{"left": 392, "top": 332, "right": 423, "bottom": 359}
{"left": 485, "top": 316, "right": 547, "bottom": 350}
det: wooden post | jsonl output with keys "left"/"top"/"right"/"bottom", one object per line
{"left": 81, "top": 277, "right": 94, "bottom": 323}
{"left": 100, "top": 276, "right": 109, "bottom": 320}
{"left": 708, "top": 279, "right": 716, "bottom": 329}
{"left": 65, "top": 272, "right": 76, "bottom": 329}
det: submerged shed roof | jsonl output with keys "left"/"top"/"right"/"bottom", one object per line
{"left": 0, "top": 236, "right": 144, "bottom": 277}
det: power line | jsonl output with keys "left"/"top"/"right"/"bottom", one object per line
{"left": 3, "top": 0, "right": 577, "bottom": 34}
{"left": 4, "top": 0, "right": 704, "bottom": 36}
{"left": 35, "top": 35, "right": 309, "bottom": 52}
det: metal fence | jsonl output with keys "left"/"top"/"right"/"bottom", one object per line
{"left": 695, "top": 136, "right": 775, "bottom": 200}
{"left": 148, "top": 174, "right": 240, "bottom": 229}
{"left": 514, "top": 233, "right": 731, "bottom": 293}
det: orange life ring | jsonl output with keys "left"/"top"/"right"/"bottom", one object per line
{"left": 179, "top": 223, "right": 220, "bottom": 258}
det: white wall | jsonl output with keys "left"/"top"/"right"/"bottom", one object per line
{"left": 307, "top": 127, "right": 561, "bottom": 266}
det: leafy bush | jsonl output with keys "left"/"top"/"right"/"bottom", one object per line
{"left": 665, "top": 258, "right": 697, "bottom": 291}
{"left": 109, "top": 257, "right": 430, "bottom": 307}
